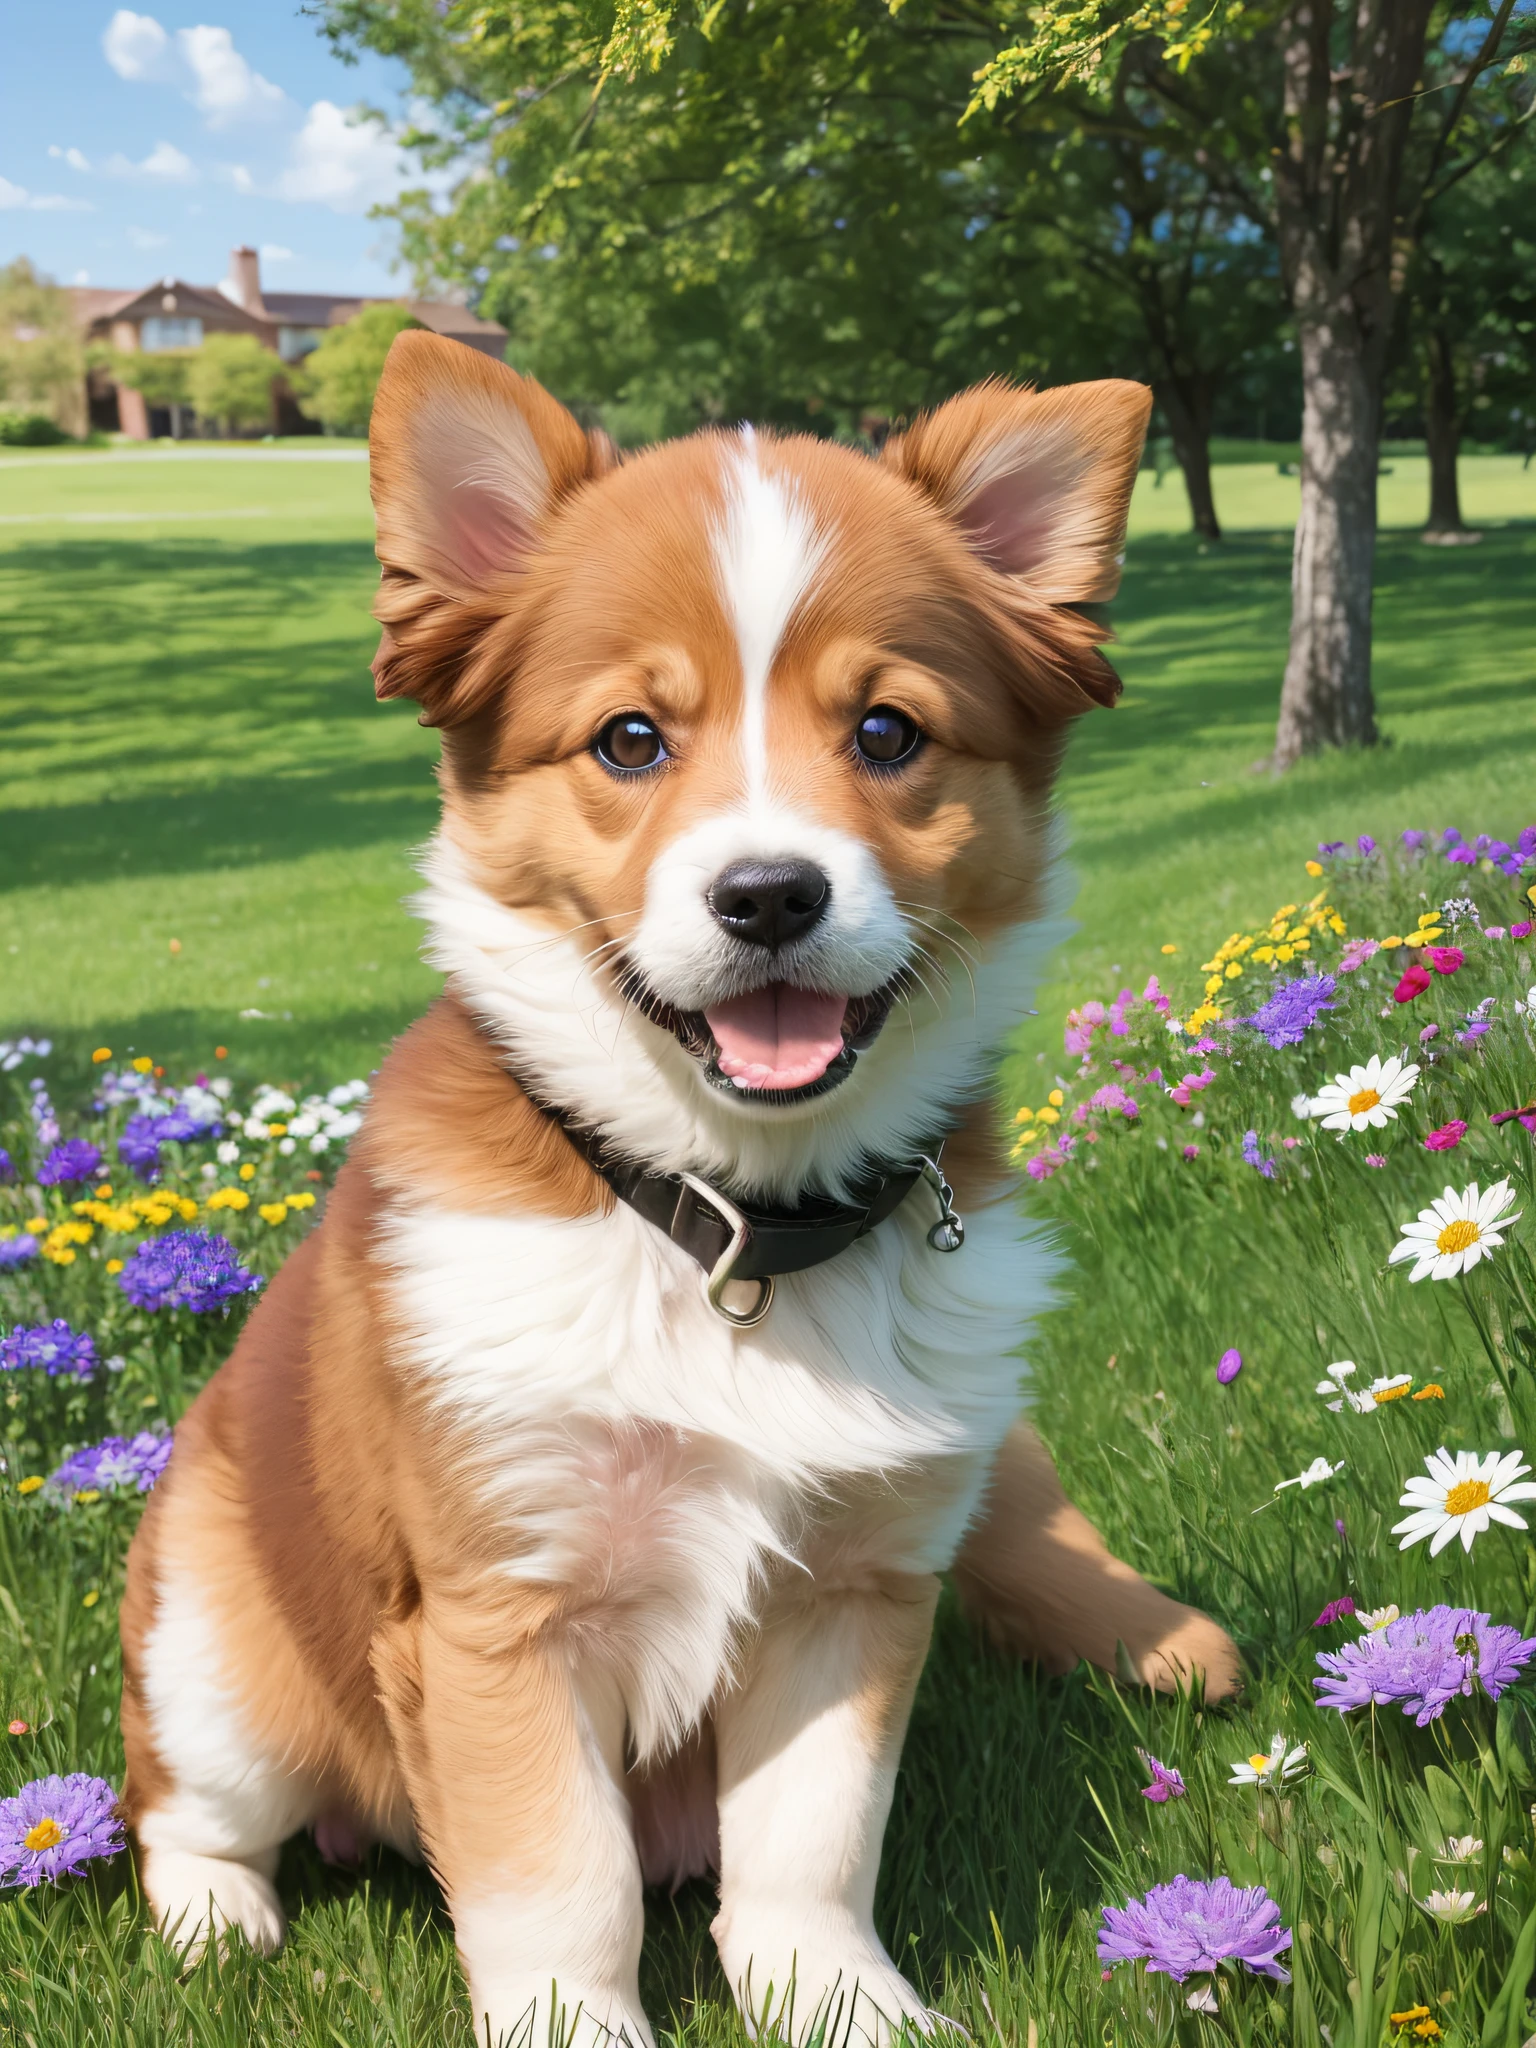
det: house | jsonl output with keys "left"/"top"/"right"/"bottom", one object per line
{"left": 69, "top": 244, "right": 507, "bottom": 439}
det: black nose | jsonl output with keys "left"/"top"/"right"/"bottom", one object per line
{"left": 707, "top": 859, "right": 830, "bottom": 949}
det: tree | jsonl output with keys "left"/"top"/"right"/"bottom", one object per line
{"left": 292, "top": 302, "right": 423, "bottom": 435}
{"left": 112, "top": 349, "right": 194, "bottom": 438}
{"left": 187, "top": 334, "right": 277, "bottom": 435}
{"left": 0, "top": 257, "right": 86, "bottom": 438}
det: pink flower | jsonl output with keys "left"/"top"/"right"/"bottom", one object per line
{"left": 1339, "top": 939, "right": 1379, "bottom": 972}
{"left": 1182, "top": 1143, "right": 1200, "bottom": 1160}
{"left": 1364, "top": 1153, "right": 1387, "bottom": 1168}
{"left": 1064, "top": 1000, "right": 1106, "bottom": 1056}
{"left": 1168, "top": 1066, "right": 1216, "bottom": 1108}
{"left": 1512, "top": 921, "right": 1533, "bottom": 940}
{"left": 1394, "top": 962, "right": 1432, "bottom": 1003}
{"left": 1490, "top": 1101, "right": 1536, "bottom": 1134}
{"left": 1425, "top": 945, "right": 1464, "bottom": 976}
{"left": 1314, "top": 1597, "right": 1357, "bottom": 1628}
{"left": 1424, "top": 1121, "right": 1468, "bottom": 1152}
{"left": 1485, "top": 927, "right": 1507, "bottom": 941}
{"left": 1282, "top": 1135, "right": 1302, "bottom": 1149}
{"left": 1217, "top": 1348, "right": 1243, "bottom": 1385}
{"left": 1419, "top": 1022, "right": 1440, "bottom": 1043}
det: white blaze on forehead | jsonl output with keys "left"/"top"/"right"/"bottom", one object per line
{"left": 713, "top": 431, "right": 827, "bottom": 797}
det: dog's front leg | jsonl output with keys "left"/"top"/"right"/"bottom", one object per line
{"left": 374, "top": 1597, "right": 654, "bottom": 2048}
{"left": 713, "top": 1571, "right": 940, "bottom": 2047}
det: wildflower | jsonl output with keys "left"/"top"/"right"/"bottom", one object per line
{"left": 1314, "top": 1597, "right": 1356, "bottom": 1627}
{"left": 1242, "top": 974, "right": 1338, "bottom": 1049}
{"left": 1357, "top": 835, "right": 1376, "bottom": 856}
{"left": 0, "top": 1235, "right": 37, "bottom": 1270}
{"left": 1217, "top": 1348, "right": 1242, "bottom": 1385}
{"left": 1310, "top": 1053, "right": 1419, "bottom": 1133}
{"left": 1238, "top": 1129, "right": 1276, "bottom": 1178}
{"left": 1394, "top": 1447, "right": 1536, "bottom": 1555}
{"left": 1136, "top": 1750, "right": 1186, "bottom": 1802}
{"left": 1402, "top": 830, "right": 1428, "bottom": 852}
{"left": 1064, "top": 1000, "right": 1106, "bottom": 1055}
{"left": 258, "top": 1202, "right": 288, "bottom": 1226}
{"left": 1097, "top": 1875, "right": 1291, "bottom": 1984}
{"left": 0, "top": 1774, "right": 124, "bottom": 1887}
{"left": 1413, "top": 1383, "right": 1445, "bottom": 1401}
{"left": 117, "top": 1108, "right": 220, "bottom": 1179}
{"left": 1514, "top": 923, "right": 1534, "bottom": 941}
{"left": 1423, "top": 1122, "right": 1467, "bottom": 1152}
{"left": 6, "top": 1722, "right": 27, "bottom": 1737}
{"left": 1321, "top": 1366, "right": 1414, "bottom": 1414}
{"left": 1275, "top": 1457, "right": 1344, "bottom": 1493}
{"left": 1489, "top": 1100, "right": 1536, "bottom": 1133}
{"left": 116, "top": 1229, "right": 261, "bottom": 1314}
{"left": 1365, "top": 1153, "right": 1387, "bottom": 1168}
{"left": 1339, "top": 938, "right": 1379, "bottom": 972}
{"left": 0, "top": 1321, "right": 97, "bottom": 1378}
{"left": 1435, "top": 1837, "right": 1482, "bottom": 1863}
{"left": 1358, "top": 1604, "right": 1399, "bottom": 1632}
{"left": 1395, "top": 963, "right": 1433, "bottom": 1003}
{"left": 1425, "top": 946, "right": 1464, "bottom": 976}
{"left": 1387, "top": 1179, "right": 1521, "bottom": 1281}
{"left": 1315, "top": 1604, "right": 1536, "bottom": 1724}
{"left": 1168, "top": 1066, "right": 1215, "bottom": 1108}
{"left": 1182, "top": 1143, "right": 1199, "bottom": 1160}
{"left": 35, "top": 1139, "right": 104, "bottom": 1187}
{"left": 1391, "top": 2007, "right": 1442, "bottom": 2039}
{"left": 1228, "top": 1735, "right": 1307, "bottom": 1788}
{"left": 49, "top": 1431, "right": 172, "bottom": 1498}
{"left": 1419, "top": 1890, "right": 1483, "bottom": 1924}
{"left": 1457, "top": 998, "right": 1494, "bottom": 1046}
{"left": 206, "top": 1187, "right": 249, "bottom": 1211}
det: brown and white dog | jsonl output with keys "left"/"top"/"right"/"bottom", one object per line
{"left": 120, "top": 334, "right": 1238, "bottom": 2047}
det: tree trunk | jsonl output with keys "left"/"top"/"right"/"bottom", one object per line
{"left": 1272, "top": 308, "right": 1381, "bottom": 765}
{"left": 1422, "top": 325, "right": 1464, "bottom": 535}
{"left": 1154, "top": 377, "right": 1221, "bottom": 539}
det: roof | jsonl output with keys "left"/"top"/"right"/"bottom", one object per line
{"left": 68, "top": 282, "right": 507, "bottom": 354}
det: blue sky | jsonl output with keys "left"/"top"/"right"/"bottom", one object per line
{"left": 1, "top": 4, "right": 433, "bottom": 297}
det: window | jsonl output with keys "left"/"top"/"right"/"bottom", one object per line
{"left": 140, "top": 316, "right": 203, "bottom": 352}
{"left": 277, "top": 326, "right": 322, "bottom": 363}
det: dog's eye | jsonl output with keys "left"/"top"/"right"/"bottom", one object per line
{"left": 854, "top": 707, "right": 922, "bottom": 767}
{"left": 595, "top": 715, "right": 667, "bottom": 774}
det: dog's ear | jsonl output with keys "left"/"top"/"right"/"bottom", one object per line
{"left": 368, "top": 331, "right": 614, "bottom": 724}
{"left": 883, "top": 378, "right": 1150, "bottom": 606}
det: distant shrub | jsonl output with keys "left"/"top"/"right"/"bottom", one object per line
{"left": 187, "top": 334, "right": 276, "bottom": 435}
{"left": 292, "top": 303, "right": 422, "bottom": 436}
{"left": 0, "top": 411, "right": 68, "bottom": 446}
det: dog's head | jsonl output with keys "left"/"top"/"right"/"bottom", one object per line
{"left": 370, "top": 334, "right": 1147, "bottom": 1191}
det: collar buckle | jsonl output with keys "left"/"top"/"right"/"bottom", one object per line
{"left": 918, "top": 1153, "right": 965, "bottom": 1252}
{"left": 676, "top": 1171, "right": 776, "bottom": 1327}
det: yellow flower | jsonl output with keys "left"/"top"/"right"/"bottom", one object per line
{"left": 1391, "top": 2010, "right": 1430, "bottom": 2029}
{"left": 91, "top": 1047, "right": 112, "bottom": 1063}
{"left": 95, "top": 1183, "right": 112, "bottom": 1198}
{"left": 1292, "top": 937, "right": 1311, "bottom": 952}
{"left": 1306, "top": 859, "right": 1323, "bottom": 876}
{"left": 82, "top": 1591, "right": 99, "bottom": 1609}
{"left": 1403, "top": 931, "right": 1427, "bottom": 947}
{"left": 1224, "top": 961, "right": 1243, "bottom": 980}
{"left": 1048, "top": 1089, "right": 1064, "bottom": 1108}
{"left": 1035, "top": 1107, "right": 1060, "bottom": 1126}
{"left": 1160, "top": 943, "right": 1178, "bottom": 954}
{"left": 132, "top": 1056, "right": 153, "bottom": 1074}
{"left": 286, "top": 1191, "right": 316, "bottom": 1211}
{"left": 26, "top": 1216, "right": 47, "bottom": 1235}
{"left": 17, "top": 1477, "right": 43, "bottom": 1496}
{"left": 268, "top": 1122, "right": 288, "bottom": 1137}
{"left": 1204, "top": 975, "right": 1224, "bottom": 997}
{"left": 1014, "top": 1127, "right": 1041, "bottom": 1146}
{"left": 1015, "top": 1106, "right": 1034, "bottom": 1124}
{"left": 1418, "top": 928, "right": 1444, "bottom": 945}
{"left": 1412, "top": 1384, "right": 1445, "bottom": 1401}
{"left": 176, "top": 1197, "right": 198, "bottom": 1222}
{"left": 207, "top": 1187, "right": 250, "bottom": 1212}
{"left": 1527, "top": 883, "right": 1536, "bottom": 908}
{"left": 1380, "top": 935, "right": 1403, "bottom": 949}
{"left": 1329, "top": 914, "right": 1346, "bottom": 934}
{"left": 239, "top": 1163, "right": 256, "bottom": 1183}
{"left": 1251, "top": 945, "right": 1275, "bottom": 965}
{"left": 1417, "top": 912, "right": 1440, "bottom": 929}
{"left": 259, "top": 1201, "right": 289, "bottom": 1226}
{"left": 106, "top": 1259, "right": 123, "bottom": 1275}
{"left": 75, "top": 1490, "right": 102, "bottom": 1505}
{"left": 1276, "top": 945, "right": 1294, "bottom": 963}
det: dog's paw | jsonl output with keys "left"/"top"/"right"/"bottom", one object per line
{"left": 716, "top": 1908, "right": 944, "bottom": 2047}
{"left": 141, "top": 1845, "right": 286, "bottom": 1963}
{"left": 1134, "top": 1607, "right": 1242, "bottom": 1701}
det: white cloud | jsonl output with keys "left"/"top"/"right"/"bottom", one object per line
{"left": 105, "top": 140, "right": 195, "bottom": 181}
{"left": 178, "top": 24, "right": 287, "bottom": 126}
{"left": 126, "top": 224, "right": 169, "bottom": 249}
{"left": 74, "top": 269, "right": 91, "bottom": 284}
{"left": 102, "top": 11, "right": 288, "bottom": 127}
{"left": 274, "top": 100, "right": 409, "bottom": 213}
{"left": 103, "top": 9, "right": 180, "bottom": 82}
{"left": 0, "top": 176, "right": 93, "bottom": 212}
{"left": 259, "top": 243, "right": 294, "bottom": 262}
{"left": 48, "top": 146, "right": 92, "bottom": 172}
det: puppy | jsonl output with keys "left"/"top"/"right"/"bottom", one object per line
{"left": 120, "top": 335, "right": 1238, "bottom": 2047}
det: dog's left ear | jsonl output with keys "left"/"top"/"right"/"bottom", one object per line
{"left": 883, "top": 378, "right": 1150, "bottom": 606}
{"left": 368, "top": 330, "right": 615, "bottom": 723}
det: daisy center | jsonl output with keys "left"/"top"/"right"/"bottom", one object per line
{"left": 1444, "top": 1478, "right": 1492, "bottom": 1517}
{"left": 1348, "top": 1087, "right": 1382, "bottom": 1115}
{"left": 23, "top": 1817, "right": 63, "bottom": 1852}
{"left": 1436, "top": 1219, "right": 1481, "bottom": 1255}
{"left": 1373, "top": 1383, "right": 1411, "bottom": 1404}
{"left": 1247, "top": 1753, "right": 1272, "bottom": 1772}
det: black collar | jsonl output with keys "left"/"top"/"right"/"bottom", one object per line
{"left": 542, "top": 1104, "right": 964, "bottom": 1328}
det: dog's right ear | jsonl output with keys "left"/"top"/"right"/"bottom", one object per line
{"left": 367, "top": 331, "right": 614, "bottom": 725}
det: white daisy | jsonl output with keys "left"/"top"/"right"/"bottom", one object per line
{"left": 1393, "top": 1446, "right": 1536, "bottom": 1556}
{"left": 1357, "top": 1604, "right": 1399, "bottom": 1632}
{"left": 1434, "top": 1837, "right": 1483, "bottom": 1863}
{"left": 1387, "top": 1179, "right": 1522, "bottom": 1282}
{"left": 1418, "top": 1888, "right": 1484, "bottom": 1923}
{"left": 1309, "top": 1052, "right": 1420, "bottom": 1133}
{"left": 1275, "top": 1456, "right": 1345, "bottom": 1493}
{"left": 1229, "top": 1734, "right": 1308, "bottom": 1787}
{"left": 1315, "top": 1362, "right": 1413, "bottom": 1413}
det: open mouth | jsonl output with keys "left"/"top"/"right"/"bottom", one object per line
{"left": 619, "top": 968, "right": 903, "bottom": 1104}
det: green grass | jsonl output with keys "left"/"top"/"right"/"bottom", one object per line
{"left": 1, "top": 447, "right": 1535, "bottom": 2045}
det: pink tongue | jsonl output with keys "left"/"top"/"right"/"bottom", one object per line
{"left": 704, "top": 985, "right": 849, "bottom": 1091}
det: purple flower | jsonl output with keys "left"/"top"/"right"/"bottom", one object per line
{"left": 1242, "top": 1130, "right": 1277, "bottom": 1178}
{"left": 0, "top": 1320, "right": 97, "bottom": 1377}
{"left": 0, "top": 1774, "right": 124, "bottom": 1887}
{"left": 1357, "top": 835, "right": 1376, "bottom": 856}
{"left": 117, "top": 1229, "right": 261, "bottom": 1314}
{"left": 0, "top": 1235, "right": 37, "bottom": 1270}
{"left": 1314, "top": 1605, "right": 1536, "bottom": 1726}
{"left": 1514, "top": 922, "right": 1534, "bottom": 941}
{"left": 0, "top": 1149, "right": 13, "bottom": 1184}
{"left": 1217, "top": 1348, "right": 1243, "bottom": 1385}
{"left": 1448, "top": 845, "right": 1476, "bottom": 866}
{"left": 36, "top": 1139, "right": 103, "bottom": 1187}
{"left": 1318, "top": 841, "right": 1344, "bottom": 857}
{"left": 1314, "top": 1596, "right": 1356, "bottom": 1628}
{"left": 1089, "top": 1083, "right": 1139, "bottom": 1119}
{"left": 1520, "top": 827, "right": 1536, "bottom": 858}
{"left": 1242, "top": 974, "right": 1338, "bottom": 1049}
{"left": 1137, "top": 1751, "right": 1186, "bottom": 1802}
{"left": 1182, "top": 1143, "right": 1199, "bottom": 1160}
{"left": 1401, "top": 830, "right": 1427, "bottom": 852}
{"left": 1364, "top": 1153, "right": 1387, "bottom": 1168}
{"left": 49, "top": 1430, "right": 172, "bottom": 1498}
{"left": 117, "top": 1109, "right": 220, "bottom": 1180}
{"left": 28, "top": 1082, "right": 59, "bottom": 1152}
{"left": 1098, "top": 1875, "right": 1291, "bottom": 1984}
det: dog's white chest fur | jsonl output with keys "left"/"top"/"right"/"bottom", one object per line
{"left": 381, "top": 1188, "right": 1051, "bottom": 1755}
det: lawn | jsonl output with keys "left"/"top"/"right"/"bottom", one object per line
{"left": 1, "top": 443, "right": 1534, "bottom": 2046}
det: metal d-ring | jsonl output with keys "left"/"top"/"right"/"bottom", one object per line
{"left": 918, "top": 1153, "right": 964, "bottom": 1253}
{"left": 678, "top": 1171, "right": 777, "bottom": 1327}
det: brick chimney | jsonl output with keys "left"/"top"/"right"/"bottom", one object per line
{"left": 228, "top": 244, "right": 263, "bottom": 315}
